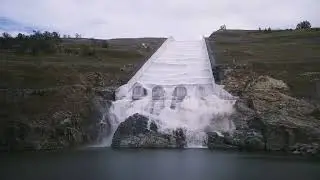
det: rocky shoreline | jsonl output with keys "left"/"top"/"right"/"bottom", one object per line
{"left": 219, "top": 65, "right": 320, "bottom": 155}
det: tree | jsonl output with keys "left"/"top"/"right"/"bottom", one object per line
{"left": 219, "top": 24, "right": 226, "bottom": 31}
{"left": 75, "top": 33, "right": 81, "bottom": 38}
{"left": 2, "top": 32, "right": 11, "bottom": 39}
{"left": 263, "top": 27, "right": 272, "bottom": 33}
{"left": 17, "top": 33, "right": 25, "bottom": 40}
{"left": 0, "top": 32, "right": 13, "bottom": 49}
{"left": 0, "top": 31, "right": 62, "bottom": 55}
{"left": 52, "top": 32, "right": 60, "bottom": 40}
{"left": 101, "top": 41, "right": 109, "bottom": 48}
{"left": 80, "top": 45, "right": 95, "bottom": 56}
{"left": 296, "top": 21, "right": 311, "bottom": 30}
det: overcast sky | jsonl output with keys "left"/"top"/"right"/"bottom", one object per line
{"left": 1, "top": 0, "right": 319, "bottom": 39}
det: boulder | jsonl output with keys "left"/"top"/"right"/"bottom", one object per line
{"left": 242, "top": 131, "right": 265, "bottom": 151}
{"left": 290, "top": 143, "right": 319, "bottom": 156}
{"left": 206, "top": 132, "right": 238, "bottom": 150}
{"left": 207, "top": 130, "right": 265, "bottom": 151}
{"left": 230, "top": 99, "right": 256, "bottom": 130}
{"left": 111, "top": 113, "right": 186, "bottom": 148}
{"left": 174, "top": 128, "right": 187, "bottom": 148}
{"left": 118, "top": 132, "right": 178, "bottom": 148}
{"left": 250, "top": 76, "right": 289, "bottom": 92}
{"left": 94, "top": 86, "right": 117, "bottom": 101}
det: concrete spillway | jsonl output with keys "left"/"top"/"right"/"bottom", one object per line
{"left": 128, "top": 37, "right": 213, "bottom": 86}
{"left": 108, "top": 37, "right": 236, "bottom": 147}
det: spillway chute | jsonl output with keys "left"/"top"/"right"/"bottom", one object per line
{"left": 107, "top": 37, "right": 236, "bottom": 147}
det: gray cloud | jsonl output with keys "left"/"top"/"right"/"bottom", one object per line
{"left": 1, "top": 0, "right": 319, "bottom": 39}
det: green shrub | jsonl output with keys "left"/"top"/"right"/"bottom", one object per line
{"left": 81, "top": 45, "right": 95, "bottom": 56}
{"left": 296, "top": 21, "right": 311, "bottom": 30}
{"left": 0, "top": 31, "right": 61, "bottom": 55}
{"left": 101, "top": 41, "right": 109, "bottom": 48}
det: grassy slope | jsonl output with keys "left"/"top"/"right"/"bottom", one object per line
{"left": 207, "top": 29, "right": 320, "bottom": 100}
{"left": 0, "top": 37, "right": 165, "bottom": 150}
{"left": 1, "top": 38, "right": 165, "bottom": 89}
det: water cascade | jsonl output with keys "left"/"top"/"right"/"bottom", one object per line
{"left": 107, "top": 37, "right": 236, "bottom": 147}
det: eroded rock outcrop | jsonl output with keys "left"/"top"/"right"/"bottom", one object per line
{"left": 0, "top": 85, "right": 114, "bottom": 151}
{"left": 207, "top": 66, "right": 320, "bottom": 155}
{"left": 111, "top": 113, "right": 186, "bottom": 148}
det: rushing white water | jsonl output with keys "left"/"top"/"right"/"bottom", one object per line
{"left": 106, "top": 37, "right": 236, "bottom": 147}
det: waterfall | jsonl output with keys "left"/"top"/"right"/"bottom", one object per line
{"left": 104, "top": 37, "right": 236, "bottom": 147}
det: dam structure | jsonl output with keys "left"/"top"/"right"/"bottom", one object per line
{"left": 108, "top": 37, "right": 236, "bottom": 147}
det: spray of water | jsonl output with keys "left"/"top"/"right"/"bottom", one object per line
{"left": 105, "top": 82, "right": 236, "bottom": 148}
{"left": 101, "top": 38, "right": 236, "bottom": 148}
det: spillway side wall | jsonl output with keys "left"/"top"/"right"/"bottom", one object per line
{"left": 204, "top": 38, "right": 222, "bottom": 84}
{"left": 127, "top": 37, "right": 174, "bottom": 89}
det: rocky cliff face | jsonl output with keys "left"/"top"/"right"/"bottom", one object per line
{"left": 206, "top": 65, "right": 320, "bottom": 156}
{"left": 0, "top": 84, "right": 115, "bottom": 151}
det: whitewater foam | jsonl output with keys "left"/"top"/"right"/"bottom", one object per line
{"left": 104, "top": 37, "right": 236, "bottom": 147}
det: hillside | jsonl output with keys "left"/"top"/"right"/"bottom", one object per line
{"left": 1, "top": 37, "right": 165, "bottom": 88}
{"left": 0, "top": 37, "right": 165, "bottom": 151}
{"left": 207, "top": 29, "right": 320, "bottom": 100}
